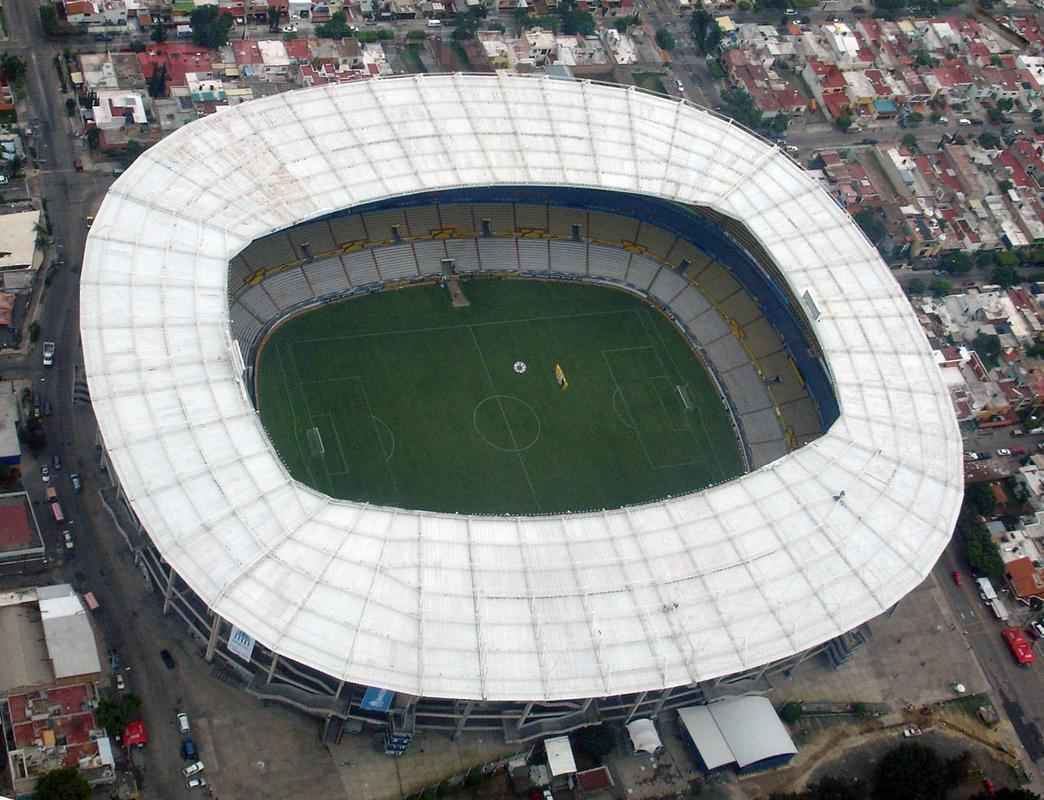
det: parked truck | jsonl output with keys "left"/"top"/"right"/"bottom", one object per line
{"left": 1002, "top": 627, "right": 1035, "bottom": 666}
{"left": 42, "top": 341, "right": 55, "bottom": 368}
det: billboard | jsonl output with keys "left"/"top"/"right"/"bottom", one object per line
{"left": 228, "top": 625, "right": 256, "bottom": 662}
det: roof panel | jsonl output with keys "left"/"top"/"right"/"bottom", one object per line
{"left": 81, "top": 74, "right": 962, "bottom": 702}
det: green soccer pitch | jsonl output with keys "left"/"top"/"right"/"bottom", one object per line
{"left": 255, "top": 278, "right": 746, "bottom": 515}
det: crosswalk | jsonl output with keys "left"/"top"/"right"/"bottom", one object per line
{"left": 72, "top": 378, "right": 90, "bottom": 406}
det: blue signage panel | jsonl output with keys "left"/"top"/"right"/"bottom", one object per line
{"left": 361, "top": 686, "right": 394, "bottom": 712}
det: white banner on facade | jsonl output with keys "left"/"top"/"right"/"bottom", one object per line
{"left": 228, "top": 625, "right": 256, "bottom": 662}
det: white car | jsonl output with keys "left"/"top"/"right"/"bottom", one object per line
{"left": 187, "top": 776, "right": 208, "bottom": 789}
{"left": 63, "top": 531, "right": 74, "bottom": 550}
{"left": 41, "top": 465, "right": 50, "bottom": 483}
{"left": 997, "top": 448, "right": 1013, "bottom": 457}
{"left": 675, "top": 80, "right": 685, "bottom": 93}
{"left": 182, "top": 761, "right": 205, "bottom": 778}
{"left": 282, "top": 23, "right": 297, "bottom": 32}
{"left": 115, "top": 674, "right": 125, "bottom": 691}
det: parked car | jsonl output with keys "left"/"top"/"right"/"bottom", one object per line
{"left": 1012, "top": 428, "right": 1024, "bottom": 437}
{"left": 952, "top": 570, "right": 961, "bottom": 586}
{"left": 63, "top": 530, "right": 74, "bottom": 551}
{"left": 1030, "top": 621, "right": 1044, "bottom": 639}
{"left": 160, "top": 649, "right": 176, "bottom": 669}
{"left": 69, "top": 473, "right": 81, "bottom": 493}
{"left": 1012, "top": 447, "right": 1027, "bottom": 455}
{"left": 52, "top": 454, "right": 62, "bottom": 472}
{"left": 903, "top": 726, "right": 923, "bottom": 736}
{"left": 115, "top": 674, "right": 125, "bottom": 691}
{"left": 182, "top": 760, "right": 205, "bottom": 778}
{"left": 282, "top": 23, "right": 297, "bottom": 31}
{"left": 996, "top": 448, "right": 1012, "bottom": 457}
{"left": 181, "top": 737, "right": 198, "bottom": 761}
{"left": 177, "top": 712, "right": 191, "bottom": 735}
{"left": 109, "top": 651, "right": 121, "bottom": 672}
{"left": 41, "top": 465, "right": 50, "bottom": 483}
{"left": 187, "top": 776, "right": 208, "bottom": 790}
{"left": 73, "top": 158, "right": 83, "bottom": 172}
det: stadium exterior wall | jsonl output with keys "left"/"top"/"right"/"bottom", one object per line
{"left": 81, "top": 75, "right": 963, "bottom": 715}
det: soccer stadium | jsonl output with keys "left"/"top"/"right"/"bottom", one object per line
{"left": 81, "top": 74, "right": 963, "bottom": 740}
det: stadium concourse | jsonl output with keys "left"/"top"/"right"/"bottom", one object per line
{"left": 80, "top": 74, "right": 963, "bottom": 740}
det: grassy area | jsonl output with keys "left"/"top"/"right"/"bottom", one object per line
{"left": 0, "top": 109, "right": 16, "bottom": 126}
{"left": 632, "top": 71, "right": 668, "bottom": 96}
{"left": 257, "top": 278, "right": 743, "bottom": 515}
{"left": 400, "top": 44, "right": 427, "bottom": 74}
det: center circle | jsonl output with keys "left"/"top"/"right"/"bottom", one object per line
{"left": 473, "top": 395, "right": 541, "bottom": 453}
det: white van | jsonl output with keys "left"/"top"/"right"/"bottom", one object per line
{"left": 426, "top": 18, "right": 441, "bottom": 26}
{"left": 958, "top": 118, "right": 972, "bottom": 126}
{"left": 177, "top": 712, "right": 191, "bottom": 735}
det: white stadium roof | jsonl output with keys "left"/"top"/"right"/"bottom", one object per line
{"left": 81, "top": 74, "right": 962, "bottom": 702}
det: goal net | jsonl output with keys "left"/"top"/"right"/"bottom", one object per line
{"left": 306, "top": 426, "right": 325, "bottom": 457}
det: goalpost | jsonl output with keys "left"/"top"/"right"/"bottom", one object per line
{"left": 306, "top": 426, "right": 325, "bottom": 458}
{"left": 676, "top": 384, "right": 693, "bottom": 412}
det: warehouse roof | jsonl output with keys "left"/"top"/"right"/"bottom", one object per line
{"left": 81, "top": 74, "right": 963, "bottom": 703}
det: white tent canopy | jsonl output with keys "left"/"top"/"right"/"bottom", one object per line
{"left": 81, "top": 73, "right": 963, "bottom": 703}
{"left": 545, "top": 736, "right": 577, "bottom": 776}
{"left": 678, "top": 696, "right": 797, "bottom": 770}
{"left": 626, "top": 718, "right": 663, "bottom": 754}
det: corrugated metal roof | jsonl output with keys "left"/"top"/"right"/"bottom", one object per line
{"left": 80, "top": 73, "right": 963, "bottom": 703}
{"left": 678, "top": 696, "right": 796, "bottom": 769}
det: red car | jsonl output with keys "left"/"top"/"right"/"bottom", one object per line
{"left": 952, "top": 570, "right": 961, "bottom": 586}
{"left": 1012, "top": 447, "right": 1027, "bottom": 456}
{"left": 73, "top": 158, "right": 83, "bottom": 172}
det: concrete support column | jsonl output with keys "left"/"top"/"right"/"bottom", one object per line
{"left": 161, "top": 566, "right": 176, "bottom": 616}
{"left": 652, "top": 686, "right": 674, "bottom": 717}
{"left": 451, "top": 701, "right": 474, "bottom": 741}
{"left": 266, "top": 652, "right": 280, "bottom": 685}
{"left": 335, "top": 680, "right": 345, "bottom": 701}
{"left": 205, "top": 614, "right": 222, "bottom": 662}
{"left": 518, "top": 701, "right": 534, "bottom": 728}
{"left": 625, "top": 691, "right": 648, "bottom": 724}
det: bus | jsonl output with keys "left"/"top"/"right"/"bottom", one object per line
{"left": 50, "top": 502, "right": 64, "bottom": 524}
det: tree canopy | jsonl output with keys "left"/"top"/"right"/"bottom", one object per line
{"left": 853, "top": 209, "right": 887, "bottom": 246}
{"left": 94, "top": 693, "right": 142, "bottom": 736}
{"left": 190, "top": 5, "right": 235, "bottom": 49}
{"left": 689, "top": 9, "right": 721, "bottom": 53}
{"left": 316, "top": 11, "right": 353, "bottom": 39}
{"left": 655, "top": 28, "right": 676, "bottom": 50}
{"left": 32, "top": 768, "right": 90, "bottom": 800}
{"left": 872, "top": 743, "right": 952, "bottom": 800}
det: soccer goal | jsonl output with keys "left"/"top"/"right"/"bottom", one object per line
{"left": 676, "top": 384, "right": 694, "bottom": 412}
{"left": 305, "top": 426, "right": 325, "bottom": 458}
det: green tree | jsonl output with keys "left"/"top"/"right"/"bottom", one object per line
{"left": 558, "top": 0, "right": 594, "bottom": 36}
{"left": 32, "top": 767, "right": 90, "bottom": 800}
{"left": 973, "top": 331, "right": 1001, "bottom": 368}
{"left": 268, "top": 4, "right": 282, "bottom": 31}
{"left": 836, "top": 114, "right": 853, "bottom": 132}
{"left": 853, "top": 209, "right": 887, "bottom": 245}
{"left": 316, "top": 11, "right": 353, "bottom": 38}
{"left": 975, "top": 250, "right": 996, "bottom": 268}
{"left": 655, "top": 28, "right": 675, "bottom": 50}
{"left": 39, "top": 6, "right": 59, "bottom": 36}
{"left": 901, "top": 133, "right": 918, "bottom": 151}
{"left": 929, "top": 277, "right": 952, "bottom": 296}
{"left": 973, "top": 132, "right": 998, "bottom": 149}
{"left": 940, "top": 251, "right": 972, "bottom": 274}
{"left": 965, "top": 481, "right": 996, "bottom": 517}
{"left": 613, "top": 14, "right": 639, "bottom": 31}
{"left": 85, "top": 125, "right": 100, "bottom": 149}
{"left": 190, "top": 5, "right": 235, "bottom": 49}
{"left": 872, "top": 742, "right": 953, "bottom": 800}
{"left": 94, "top": 694, "right": 142, "bottom": 736}
{"left": 151, "top": 21, "right": 167, "bottom": 42}
{"left": 991, "top": 264, "right": 1019, "bottom": 287}
{"left": 779, "top": 702, "right": 803, "bottom": 724}
{"left": 997, "top": 250, "right": 1019, "bottom": 268}
{"left": 64, "top": 97, "right": 76, "bottom": 117}
{"left": 0, "top": 53, "right": 26, "bottom": 83}
{"left": 689, "top": 9, "right": 721, "bottom": 53}
{"left": 906, "top": 277, "right": 926, "bottom": 295}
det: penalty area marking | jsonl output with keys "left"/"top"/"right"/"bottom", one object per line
{"left": 371, "top": 415, "right": 396, "bottom": 462}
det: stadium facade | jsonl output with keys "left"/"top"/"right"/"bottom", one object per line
{"left": 81, "top": 74, "right": 962, "bottom": 740}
